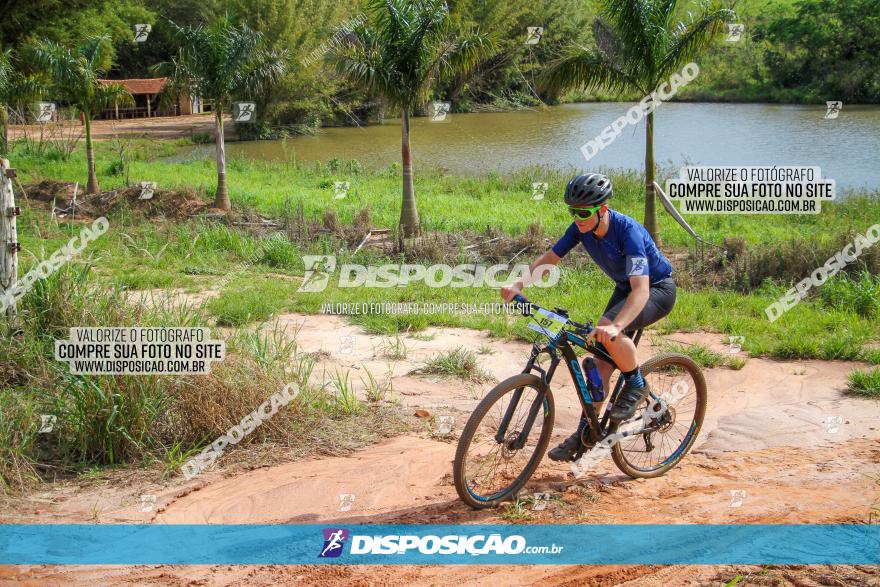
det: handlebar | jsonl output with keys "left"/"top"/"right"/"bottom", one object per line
{"left": 509, "top": 293, "right": 615, "bottom": 341}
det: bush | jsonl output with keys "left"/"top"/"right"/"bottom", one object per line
{"left": 818, "top": 272, "right": 880, "bottom": 317}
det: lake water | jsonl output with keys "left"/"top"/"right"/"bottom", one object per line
{"left": 203, "top": 102, "right": 880, "bottom": 191}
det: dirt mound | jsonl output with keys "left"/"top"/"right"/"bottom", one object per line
{"left": 21, "top": 180, "right": 214, "bottom": 221}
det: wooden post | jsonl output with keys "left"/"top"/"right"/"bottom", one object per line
{"left": 0, "top": 158, "right": 20, "bottom": 333}
{"left": 146, "top": 94, "right": 151, "bottom": 117}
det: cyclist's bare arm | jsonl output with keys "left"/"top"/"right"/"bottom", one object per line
{"left": 500, "top": 250, "right": 561, "bottom": 302}
{"left": 610, "top": 275, "right": 650, "bottom": 331}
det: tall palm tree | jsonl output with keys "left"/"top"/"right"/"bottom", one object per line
{"left": 161, "top": 15, "right": 286, "bottom": 210}
{"left": 30, "top": 35, "right": 133, "bottom": 194}
{"left": 539, "top": 0, "right": 734, "bottom": 241}
{"left": 331, "top": 0, "right": 496, "bottom": 237}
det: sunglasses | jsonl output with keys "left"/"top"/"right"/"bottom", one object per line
{"left": 569, "top": 204, "right": 604, "bottom": 220}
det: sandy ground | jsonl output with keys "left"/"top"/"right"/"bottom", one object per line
{"left": 2, "top": 310, "right": 879, "bottom": 585}
{"left": 8, "top": 113, "right": 229, "bottom": 141}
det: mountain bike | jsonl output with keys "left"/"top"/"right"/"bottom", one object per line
{"left": 453, "top": 295, "right": 707, "bottom": 509}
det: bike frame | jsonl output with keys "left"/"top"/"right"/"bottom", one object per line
{"left": 495, "top": 324, "right": 643, "bottom": 449}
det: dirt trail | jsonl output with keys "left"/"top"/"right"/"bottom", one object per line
{"left": 9, "top": 113, "right": 230, "bottom": 141}
{"left": 3, "top": 314, "right": 879, "bottom": 585}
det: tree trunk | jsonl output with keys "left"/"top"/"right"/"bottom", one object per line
{"left": 85, "top": 112, "right": 99, "bottom": 194}
{"left": 643, "top": 110, "right": 659, "bottom": 243}
{"left": 214, "top": 109, "right": 230, "bottom": 210}
{"left": 399, "top": 106, "right": 419, "bottom": 237}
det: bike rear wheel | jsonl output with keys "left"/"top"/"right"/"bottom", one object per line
{"left": 611, "top": 352, "right": 707, "bottom": 478}
{"left": 454, "top": 374, "right": 555, "bottom": 509}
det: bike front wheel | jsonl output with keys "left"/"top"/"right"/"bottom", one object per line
{"left": 453, "top": 373, "right": 555, "bottom": 509}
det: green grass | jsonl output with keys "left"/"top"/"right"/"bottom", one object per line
{"left": 11, "top": 203, "right": 880, "bottom": 364}
{"left": 10, "top": 139, "right": 880, "bottom": 250}
{"left": 500, "top": 497, "right": 536, "bottom": 522}
{"left": 379, "top": 335, "right": 409, "bottom": 360}
{"left": 207, "top": 279, "right": 293, "bottom": 326}
{"left": 7, "top": 142, "right": 880, "bottom": 365}
{"left": 662, "top": 342, "right": 727, "bottom": 368}
{"left": 417, "top": 348, "right": 492, "bottom": 383}
{"left": 0, "top": 262, "right": 403, "bottom": 493}
{"left": 846, "top": 368, "right": 880, "bottom": 398}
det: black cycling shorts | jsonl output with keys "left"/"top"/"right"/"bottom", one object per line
{"left": 601, "top": 277, "right": 676, "bottom": 335}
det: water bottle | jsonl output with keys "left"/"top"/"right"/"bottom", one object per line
{"left": 582, "top": 357, "right": 604, "bottom": 402}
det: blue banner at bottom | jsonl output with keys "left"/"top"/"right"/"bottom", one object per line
{"left": 0, "top": 524, "right": 877, "bottom": 565}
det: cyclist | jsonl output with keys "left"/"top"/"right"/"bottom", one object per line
{"left": 500, "top": 173, "right": 676, "bottom": 462}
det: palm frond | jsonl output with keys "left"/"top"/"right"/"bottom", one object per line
{"left": 0, "top": 48, "right": 12, "bottom": 91}
{"left": 92, "top": 82, "right": 134, "bottom": 112}
{"left": 604, "top": 0, "right": 658, "bottom": 72}
{"left": 163, "top": 14, "right": 286, "bottom": 112}
{"left": 538, "top": 45, "right": 643, "bottom": 96}
{"left": 657, "top": 5, "right": 735, "bottom": 79}
{"left": 79, "top": 34, "right": 114, "bottom": 76}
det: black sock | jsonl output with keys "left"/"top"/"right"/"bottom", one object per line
{"left": 622, "top": 367, "right": 644, "bottom": 388}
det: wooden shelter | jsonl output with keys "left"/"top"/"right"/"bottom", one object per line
{"left": 97, "top": 78, "right": 203, "bottom": 119}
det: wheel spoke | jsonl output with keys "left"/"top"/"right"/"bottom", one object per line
{"left": 461, "top": 383, "right": 549, "bottom": 500}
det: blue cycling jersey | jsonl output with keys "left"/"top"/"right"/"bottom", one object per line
{"left": 551, "top": 209, "right": 673, "bottom": 288}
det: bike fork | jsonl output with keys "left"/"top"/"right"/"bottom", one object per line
{"left": 494, "top": 353, "right": 557, "bottom": 448}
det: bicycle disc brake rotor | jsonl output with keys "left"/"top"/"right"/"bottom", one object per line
{"left": 501, "top": 431, "right": 522, "bottom": 459}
